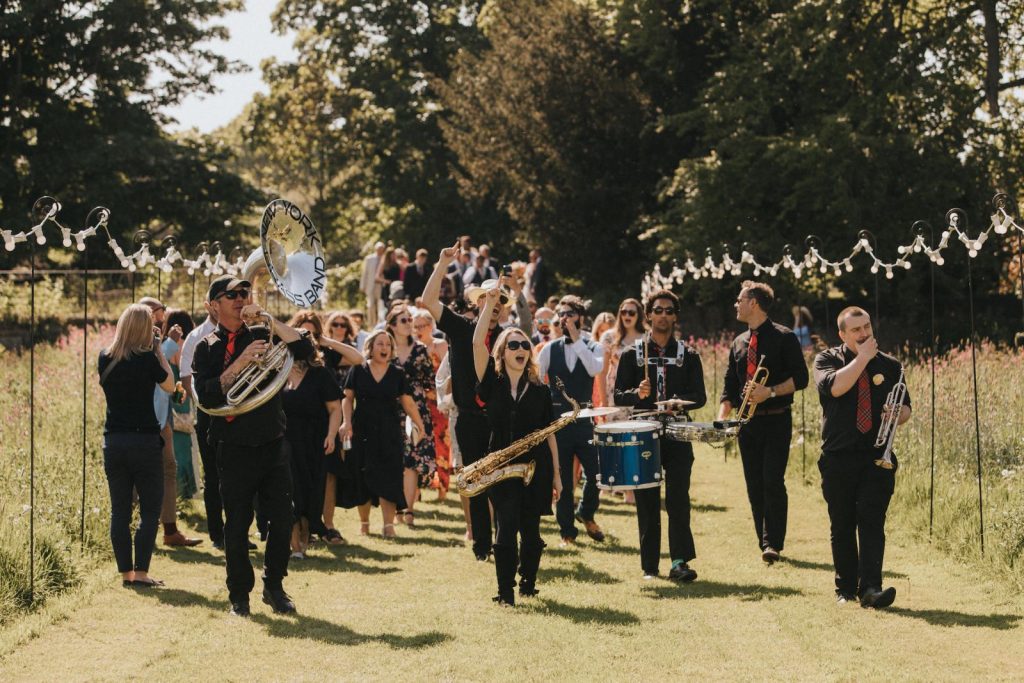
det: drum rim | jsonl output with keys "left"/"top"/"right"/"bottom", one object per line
{"left": 594, "top": 420, "right": 661, "bottom": 433}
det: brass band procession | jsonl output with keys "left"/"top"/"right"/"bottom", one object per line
{"left": 93, "top": 199, "right": 913, "bottom": 616}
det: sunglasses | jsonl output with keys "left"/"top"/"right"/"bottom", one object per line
{"left": 217, "top": 289, "right": 249, "bottom": 301}
{"left": 391, "top": 316, "right": 412, "bottom": 325}
{"left": 331, "top": 321, "right": 350, "bottom": 329}
{"left": 536, "top": 318, "right": 554, "bottom": 325}
{"left": 505, "top": 340, "right": 530, "bottom": 351}
{"left": 651, "top": 306, "right": 676, "bottom": 315}
{"left": 619, "top": 309, "right": 638, "bottom": 317}
{"left": 557, "top": 310, "right": 577, "bottom": 318}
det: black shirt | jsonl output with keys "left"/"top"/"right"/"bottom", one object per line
{"left": 437, "top": 306, "right": 496, "bottom": 414}
{"left": 814, "top": 345, "right": 911, "bottom": 454}
{"left": 98, "top": 350, "right": 168, "bottom": 435}
{"left": 721, "top": 318, "right": 809, "bottom": 411}
{"left": 614, "top": 337, "right": 706, "bottom": 412}
{"left": 192, "top": 323, "right": 315, "bottom": 446}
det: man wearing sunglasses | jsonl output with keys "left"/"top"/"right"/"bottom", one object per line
{"left": 192, "top": 276, "right": 315, "bottom": 617}
{"left": 614, "top": 290, "right": 706, "bottom": 582}
{"left": 531, "top": 307, "right": 559, "bottom": 349}
{"left": 538, "top": 296, "right": 606, "bottom": 546}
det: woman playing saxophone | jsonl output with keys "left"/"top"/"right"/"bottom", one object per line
{"left": 472, "top": 286, "right": 562, "bottom": 607}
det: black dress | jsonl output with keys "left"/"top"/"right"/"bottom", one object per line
{"left": 476, "top": 362, "right": 556, "bottom": 604}
{"left": 342, "top": 362, "right": 410, "bottom": 508}
{"left": 282, "top": 364, "right": 342, "bottom": 534}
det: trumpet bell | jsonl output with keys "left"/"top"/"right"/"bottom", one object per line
{"left": 260, "top": 199, "right": 326, "bottom": 308}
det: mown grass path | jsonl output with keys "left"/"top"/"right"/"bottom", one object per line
{"left": 2, "top": 446, "right": 1022, "bottom": 681}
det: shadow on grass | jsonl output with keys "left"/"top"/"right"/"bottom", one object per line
{"left": 388, "top": 535, "right": 466, "bottom": 549}
{"left": 251, "top": 613, "right": 452, "bottom": 648}
{"left": 888, "top": 607, "right": 1022, "bottom": 630}
{"left": 642, "top": 580, "right": 803, "bottom": 602}
{"left": 160, "top": 546, "right": 224, "bottom": 567}
{"left": 313, "top": 544, "right": 412, "bottom": 563}
{"left": 403, "top": 521, "right": 464, "bottom": 534}
{"left": 288, "top": 557, "right": 401, "bottom": 576}
{"left": 537, "top": 561, "right": 622, "bottom": 585}
{"left": 781, "top": 556, "right": 909, "bottom": 580}
{"left": 692, "top": 503, "right": 728, "bottom": 513}
{"left": 526, "top": 597, "right": 641, "bottom": 626}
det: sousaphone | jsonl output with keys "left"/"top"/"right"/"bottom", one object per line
{"left": 197, "top": 199, "right": 326, "bottom": 417}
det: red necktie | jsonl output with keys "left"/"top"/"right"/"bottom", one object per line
{"left": 856, "top": 371, "right": 872, "bottom": 433}
{"left": 746, "top": 330, "right": 759, "bottom": 381}
{"left": 223, "top": 331, "right": 239, "bottom": 422}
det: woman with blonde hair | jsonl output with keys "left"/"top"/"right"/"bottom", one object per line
{"left": 599, "top": 298, "right": 647, "bottom": 409}
{"left": 98, "top": 303, "right": 176, "bottom": 587}
{"left": 340, "top": 330, "right": 427, "bottom": 537}
{"left": 473, "top": 289, "right": 562, "bottom": 606}
{"left": 589, "top": 311, "right": 616, "bottom": 407}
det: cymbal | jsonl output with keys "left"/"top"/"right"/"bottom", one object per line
{"left": 655, "top": 399, "right": 696, "bottom": 410}
{"left": 562, "top": 406, "right": 621, "bottom": 419}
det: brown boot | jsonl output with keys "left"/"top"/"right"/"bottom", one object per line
{"left": 164, "top": 531, "right": 202, "bottom": 547}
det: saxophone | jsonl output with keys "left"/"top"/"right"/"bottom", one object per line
{"left": 456, "top": 378, "right": 580, "bottom": 498}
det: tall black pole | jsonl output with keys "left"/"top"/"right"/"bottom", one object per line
{"left": 950, "top": 209, "right": 985, "bottom": 556}
{"left": 28, "top": 236, "right": 36, "bottom": 603}
{"left": 190, "top": 271, "right": 197, "bottom": 319}
{"left": 858, "top": 230, "right": 880, "bottom": 337}
{"left": 914, "top": 221, "right": 937, "bottom": 537}
{"left": 81, "top": 245, "right": 88, "bottom": 546}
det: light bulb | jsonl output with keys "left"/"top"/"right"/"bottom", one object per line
{"left": 902, "top": 261, "right": 911, "bottom": 270}
{"left": 870, "top": 264, "right": 879, "bottom": 274}
{"left": 897, "top": 245, "right": 905, "bottom": 254}
{"left": 969, "top": 249, "right": 978, "bottom": 258}
{"left": 128, "top": 263, "right": 137, "bottom": 272}
{"left": 885, "top": 269, "right": 894, "bottom": 280}
{"left": 937, "top": 257, "right": 945, "bottom": 266}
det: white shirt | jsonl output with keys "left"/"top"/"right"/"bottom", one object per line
{"left": 353, "top": 329, "right": 369, "bottom": 353}
{"left": 360, "top": 253, "right": 380, "bottom": 295}
{"left": 179, "top": 317, "right": 217, "bottom": 379}
{"left": 538, "top": 336, "right": 604, "bottom": 380}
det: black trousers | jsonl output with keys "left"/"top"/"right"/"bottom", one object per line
{"left": 555, "top": 421, "right": 600, "bottom": 539}
{"left": 634, "top": 444, "right": 695, "bottom": 574}
{"left": 216, "top": 438, "right": 293, "bottom": 603}
{"left": 737, "top": 411, "right": 792, "bottom": 551}
{"left": 195, "top": 411, "right": 224, "bottom": 544}
{"left": 455, "top": 411, "right": 493, "bottom": 558}
{"left": 488, "top": 478, "right": 544, "bottom": 604}
{"left": 102, "top": 432, "right": 164, "bottom": 573}
{"left": 818, "top": 449, "right": 895, "bottom": 597}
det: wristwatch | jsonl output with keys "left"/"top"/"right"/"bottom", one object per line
{"left": 769, "top": 387, "right": 776, "bottom": 398}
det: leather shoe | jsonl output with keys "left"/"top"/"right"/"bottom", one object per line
{"left": 229, "top": 601, "right": 251, "bottom": 617}
{"left": 860, "top": 586, "right": 896, "bottom": 609}
{"left": 248, "top": 541, "right": 258, "bottom": 551}
{"left": 583, "top": 521, "right": 605, "bottom": 543}
{"left": 668, "top": 563, "right": 697, "bottom": 582}
{"left": 761, "top": 546, "right": 780, "bottom": 564}
{"left": 163, "top": 532, "right": 202, "bottom": 547}
{"left": 263, "top": 588, "right": 297, "bottom": 614}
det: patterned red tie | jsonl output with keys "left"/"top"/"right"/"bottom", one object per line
{"left": 746, "top": 330, "right": 759, "bottom": 381}
{"left": 223, "top": 331, "right": 239, "bottom": 422}
{"left": 856, "top": 371, "right": 872, "bottom": 433}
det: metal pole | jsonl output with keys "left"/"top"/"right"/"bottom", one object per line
{"left": 190, "top": 271, "right": 197, "bottom": 319}
{"left": 29, "top": 238, "right": 36, "bottom": 603}
{"left": 929, "top": 249, "right": 936, "bottom": 538}
{"left": 81, "top": 247, "right": 88, "bottom": 546}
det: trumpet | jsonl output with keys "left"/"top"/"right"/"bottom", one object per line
{"left": 873, "top": 369, "right": 906, "bottom": 469}
{"left": 737, "top": 357, "right": 769, "bottom": 422}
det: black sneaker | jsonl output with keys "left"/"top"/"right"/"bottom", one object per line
{"left": 761, "top": 546, "right": 780, "bottom": 564}
{"left": 860, "top": 586, "right": 896, "bottom": 609}
{"left": 492, "top": 595, "right": 515, "bottom": 608}
{"left": 475, "top": 553, "right": 489, "bottom": 562}
{"left": 262, "top": 588, "right": 297, "bottom": 614}
{"left": 229, "top": 601, "right": 251, "bottom": 617}
{"left": 519, "top": 585, "right": 540, "bottom": 598}
{"left": 247, "top": 541, "right": 258, "bottom": 551}
{"left": 668, "top": 563, "right": 697, "bottom": 582}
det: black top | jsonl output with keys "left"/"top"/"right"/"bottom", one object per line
{"left": 721, "top": 318, "right": 809, "bottom": 410}
{"left": 323, "top": 345, "right": 356, "bottom": 388}
{"left": 282, "top": 364, "right": 342, "bottom": 429}
{"left": 476, "top": 363, "right": 556, "bottom": 514}
{"left": 192, "top": 323, "right": 315, "bottom": 446}
{"left": 614, "top": 337, "right": 706, "bottom": 411}
{"left": 814, "top": 345, "right": 911, "bottom": 454}
{"left": 98, "top": 350, "right": 168, "bottom": 435}
{"left": 436, "top": 306, "right": 496, "bottom": 414}
{"left": 402, "top": 264, "right": 429, "bottom": 300}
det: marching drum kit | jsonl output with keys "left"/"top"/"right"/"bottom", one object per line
{"left": 560, "top": 401, "right": 742, "bottom": 492}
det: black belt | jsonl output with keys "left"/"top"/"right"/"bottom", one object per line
{"left": 752, "top": 406, "right": 791, "bottom": 417}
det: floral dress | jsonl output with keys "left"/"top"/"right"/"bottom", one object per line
{"left": 428, "top": 345, "right": 451, "bottom": 493}
{"left": 397, "top": 342, "right": 436, "bottom": 486}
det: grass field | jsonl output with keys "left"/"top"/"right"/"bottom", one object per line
{"left": 1, "top": 329, "right": 1022, "bottom": 680}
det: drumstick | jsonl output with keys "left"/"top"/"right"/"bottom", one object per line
{"left": 643, "top": 332, "right": 649, "bottom": 385}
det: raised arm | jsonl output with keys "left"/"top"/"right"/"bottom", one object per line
{"left": 473, "top": 289, "right": 501, "bottom": 381}
{"left": 422, "top": 240, "right": 461, "bottom": 321}
{"left": 319, "top": 335, "right": 363, "bottom": 366}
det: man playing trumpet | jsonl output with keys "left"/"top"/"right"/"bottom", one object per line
{"left": 813, "top": 307, "right": 911, "bottom": 608}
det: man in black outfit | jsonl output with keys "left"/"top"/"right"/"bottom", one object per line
{"left": 814, "top": 306, "right": 910, "bottom": 608}
{"left": 614, "top": 290, "right": 706, "bottom": 581}
{"left": 192, "top": 275, "right": 314, "bottom": 617}
{"left": 402, "top": 248, "right": 430, "bottom": 301}
{"left": 718, "top": 281, "right": 808, "bottom": 564}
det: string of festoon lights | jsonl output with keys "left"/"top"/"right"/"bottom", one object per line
{"left": 0, "top": 197, "right": 245, "bottom": 276}
{"left": 642, "top": 194, "right": 1022, "bottom": 298}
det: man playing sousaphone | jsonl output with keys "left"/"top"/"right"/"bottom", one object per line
{"left": 193, "top": 276, "right": 315, "bottom": 617}
{"left": 814, "top": 306, "right": 911, "bottom": 608}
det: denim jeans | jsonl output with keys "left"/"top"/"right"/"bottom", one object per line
{"left": 103, "top": 432, "right": 164, "bottom": 573}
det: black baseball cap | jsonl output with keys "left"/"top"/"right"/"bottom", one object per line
{"left": 207, "top": 275, "right": 252, "bottom": 302}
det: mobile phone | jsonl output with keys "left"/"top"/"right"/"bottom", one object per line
{"left": 501, "top": 264, "right": 512, "bottom": 276}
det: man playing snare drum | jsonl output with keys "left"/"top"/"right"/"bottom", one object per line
{"left": 614, "top": 289, "right": 706, "bottom": 581}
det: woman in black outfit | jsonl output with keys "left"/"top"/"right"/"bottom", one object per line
{"left": 340, "top": 330, "right": 427, "bottom": 538}
{"left": 98, "top": 303, "right": 176, "bottom": 587}
{"left": 473, "top": 288, "right": 562, "bottom": 606}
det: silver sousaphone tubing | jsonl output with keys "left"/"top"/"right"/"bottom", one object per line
{"left": 198, "top": 199, "right": 325, "bottom": 417}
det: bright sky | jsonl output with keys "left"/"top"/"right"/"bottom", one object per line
{"left": 162, "top": 0, "right": 296, "bottom": 133}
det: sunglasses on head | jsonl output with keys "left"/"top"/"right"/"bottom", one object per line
{"left": 619, "top": 309, "right": 638, "bottom": 317}
{"left": 505, "top": 340, "right": 530, "bottom": 351}
{"left": 651, "top": 306, "right": 676, "bottom": 315}
{"left": 218, "top": 289, "right": 249, "bottom": 301}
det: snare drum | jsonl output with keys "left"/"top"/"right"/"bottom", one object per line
{"left": 592, "top": 420, "right": 662, "bottom": 491}
{"left": 663, "top": 420, "right": 740, "bottom": 446}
